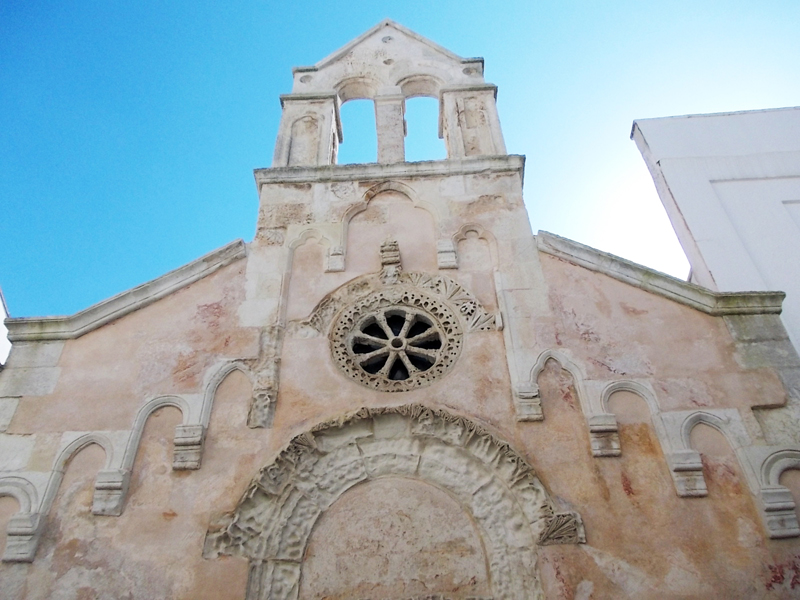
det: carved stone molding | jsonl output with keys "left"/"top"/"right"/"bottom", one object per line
{"left": 587, "top": 413, "right": 621, "bottom": 458}
{"left": 205, "top": 404, "right": 582, "bottom": 600}
{"left": 3, "top": 512, "right": 41, "bottom": 562}
{"left": 291, "top": 271, "right": 496, "bottom": 338}
{"left": 247, "top": 388, "right": 276, "bottom": 429}
{"left": 92, "top": 468, "right": 130, "bottom": 516}
{"left": 436, "top": 239, "right": 458, "bottom": 269}
{"left": 172, "top": 424, "right": 205, "bottom": 470}
{"left": 246, "top": 327, "right": 283, "bottom": 429}
{"left": 514, "top": 383, "right": 543, "bottom": 422}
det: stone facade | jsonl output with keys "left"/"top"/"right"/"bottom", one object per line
{"left": 2, "top": 20, "right": 800, "bottom": 599}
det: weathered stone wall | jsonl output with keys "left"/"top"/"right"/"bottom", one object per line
{"left": 3, "top": 19, "right": 800, "bottom": 600}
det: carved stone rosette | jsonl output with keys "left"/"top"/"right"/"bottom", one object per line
{"left": 330, "top": 287, "right": 463, "bottom": 392}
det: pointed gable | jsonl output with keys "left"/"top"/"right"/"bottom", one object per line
{"left": 289, "top": 20, "right": 485, "bottom": 100}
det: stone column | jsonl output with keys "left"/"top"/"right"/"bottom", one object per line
{"left": 375, "top": 87, "right": 406, "bottom": 164}
{"left": 440, "top": 84, "right": 506, "bottom": 159}
{"left": 272, "top": 93, "right": 341, "bottom": 167}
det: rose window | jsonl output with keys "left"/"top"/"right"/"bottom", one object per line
{"left": 330, "top": 289, "right": 462, "bottom": 391}
{"left": 352, "top": 307, "right": 442, "bottom": 380}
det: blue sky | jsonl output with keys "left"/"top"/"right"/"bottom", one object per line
{"left": 1, "top": 0, "right": 799, "bottom": 329}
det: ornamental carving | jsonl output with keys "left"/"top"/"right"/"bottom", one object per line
{"left": 330, "top": 287, "right": 462, "bottom": 391}
{"left": 289, "top": 271, "right": 496, "bottom": 338}
{"left": 204, "top": 404, "right": 583, "bottom": 600}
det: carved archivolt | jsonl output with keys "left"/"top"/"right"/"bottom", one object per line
{"left": 204, "top": 404, "right": 584, "bottom": 600}
{"left": 291, "top": 271, "right": 496, "bottom": 337}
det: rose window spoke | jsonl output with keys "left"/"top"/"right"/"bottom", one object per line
{"left": 349, "top": 307, "right": 443, "bottom": 381}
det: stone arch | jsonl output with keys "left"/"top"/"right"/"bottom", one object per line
{"left": 336, "top": 76, "right": 381, "bottom": 102}
{"left": 518, "top": 349, "right": 590, "bottom": 421}
{"left": 0, "top": 476, "right": 41, "bottom": 562}
{"left": 0, "top": 477, "right": 37, "bottom": 515}
{"left": 529, "top": 349, "right": 586, "bottom": 394}
{"left": 680, "top": 411, "right": 740, "bottom": 452}
{"left": 600, "top": 380, "right": 660, "bottom": 416}
{"left": 122, "top": 395, "right": 193, "bottom": 472}
{"left": 397, "top": 74, "right": 443, "bottom": 99}
{"left": 759, "top": 448, "right": 800, "bottom": 538}
{"left": 762, "top": 449, "right": 800, "bottom": 487}
{"left": 285, "top": 229, "right": 334, "bottom": 322}
{"left": 659, "top": 409, "right": 758, "bottom": 499}
{"left": 453, "top": 223, "right": 499, "bottom": 270}
{"left": 341, "top": 180, "right": 440, "bottom": 227}
{"left": 201, "top": 360, "right": 256, "bottom": 426}
{"left": 287, "top": 115, "right": 320, "bottom": 166}
{"left": 204, "top": 404, "right": 584, "bottom": 600}
{"left": 53, "top": 433, "right": 114, "bottom": 474}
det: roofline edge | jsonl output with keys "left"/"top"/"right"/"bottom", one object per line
{"left": 536, "top": 231, "right": 784, "bottom": 316}
{"left": 5, "top": 239, "right": 247, "bottom": 342}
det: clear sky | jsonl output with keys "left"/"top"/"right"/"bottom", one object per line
{"left": 2, "top": 0, "right": 799, "bottom": 333}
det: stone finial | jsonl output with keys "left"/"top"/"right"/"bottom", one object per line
{"left": 380, "top": 239, "right": 401, "bottom": 266}
{"left": 379, "top": 238, "right": 403, "bottom": 284}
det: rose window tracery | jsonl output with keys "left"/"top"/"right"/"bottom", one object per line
{"left": 331, "top": 289, "right": 462, "bottom": 391}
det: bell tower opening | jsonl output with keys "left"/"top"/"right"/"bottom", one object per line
{"left": 337, "top": 99, "right": 378, "bottom": 164}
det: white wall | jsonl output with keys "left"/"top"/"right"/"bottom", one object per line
{"left": 632, "top": 107, "right": 800, "bottom": 351}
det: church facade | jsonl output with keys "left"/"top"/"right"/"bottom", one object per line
{"left": 2, "top": 21, "right": 800, "bottom": 599}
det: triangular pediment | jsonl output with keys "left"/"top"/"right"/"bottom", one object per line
{"left": 313, "top": 20, "right": 469, "bottom": 70}
{"left": 290, "top": 20, "right": 485, "bottom": 98}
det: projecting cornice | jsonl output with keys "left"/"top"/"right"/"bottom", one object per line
{"left": 536, "top": 231, "right": 785, "bottom": 316}
{"left": 254, "top": 155, "right": 525, "bottom": 191}
{"left": 5, "top": 240, "right": 247, "bottom": 342}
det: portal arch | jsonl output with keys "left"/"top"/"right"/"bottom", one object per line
{"left": 204, "top": 404, "right": 584, "bottom": 600}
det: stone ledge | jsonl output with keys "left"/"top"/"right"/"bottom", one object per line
{"left": 254, "top": 155, "right": 525, "bottom": 190}
{"left": 5, "top": 240, "right": 247, "bottom": 342}
{"left": 536, "top": 231, "right": 784, "bottom": 316}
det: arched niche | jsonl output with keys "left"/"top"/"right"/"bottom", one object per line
{"left": 204, "top": 404, "right": 585, "bottom": 600}
{"left": 0, "top": 476, "right": 39, "bottom": 562}
{"left": 455, "top": 226, "right": 495, "bottom": 272}
{"left": 346, "top": 189, "right": 437, "bottom": 274}
{"left": 287, "top": 116, "right": 320, "bottom": 166}
{"left": 124, "top": 405, "right": 184, "bottom": 510}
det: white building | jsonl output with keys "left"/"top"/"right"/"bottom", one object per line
{"left": 632, "top": 107, "right": 800, "bottom": 353}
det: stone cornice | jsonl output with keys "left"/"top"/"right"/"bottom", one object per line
{"left": 254, "top": 155, "right": 525, "bottom": 190}
{"left": 536, "top": 231, "right": 784, "bottom": 316}
{"left": 5, "top": 240, "right": 247, "bottom": 342}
